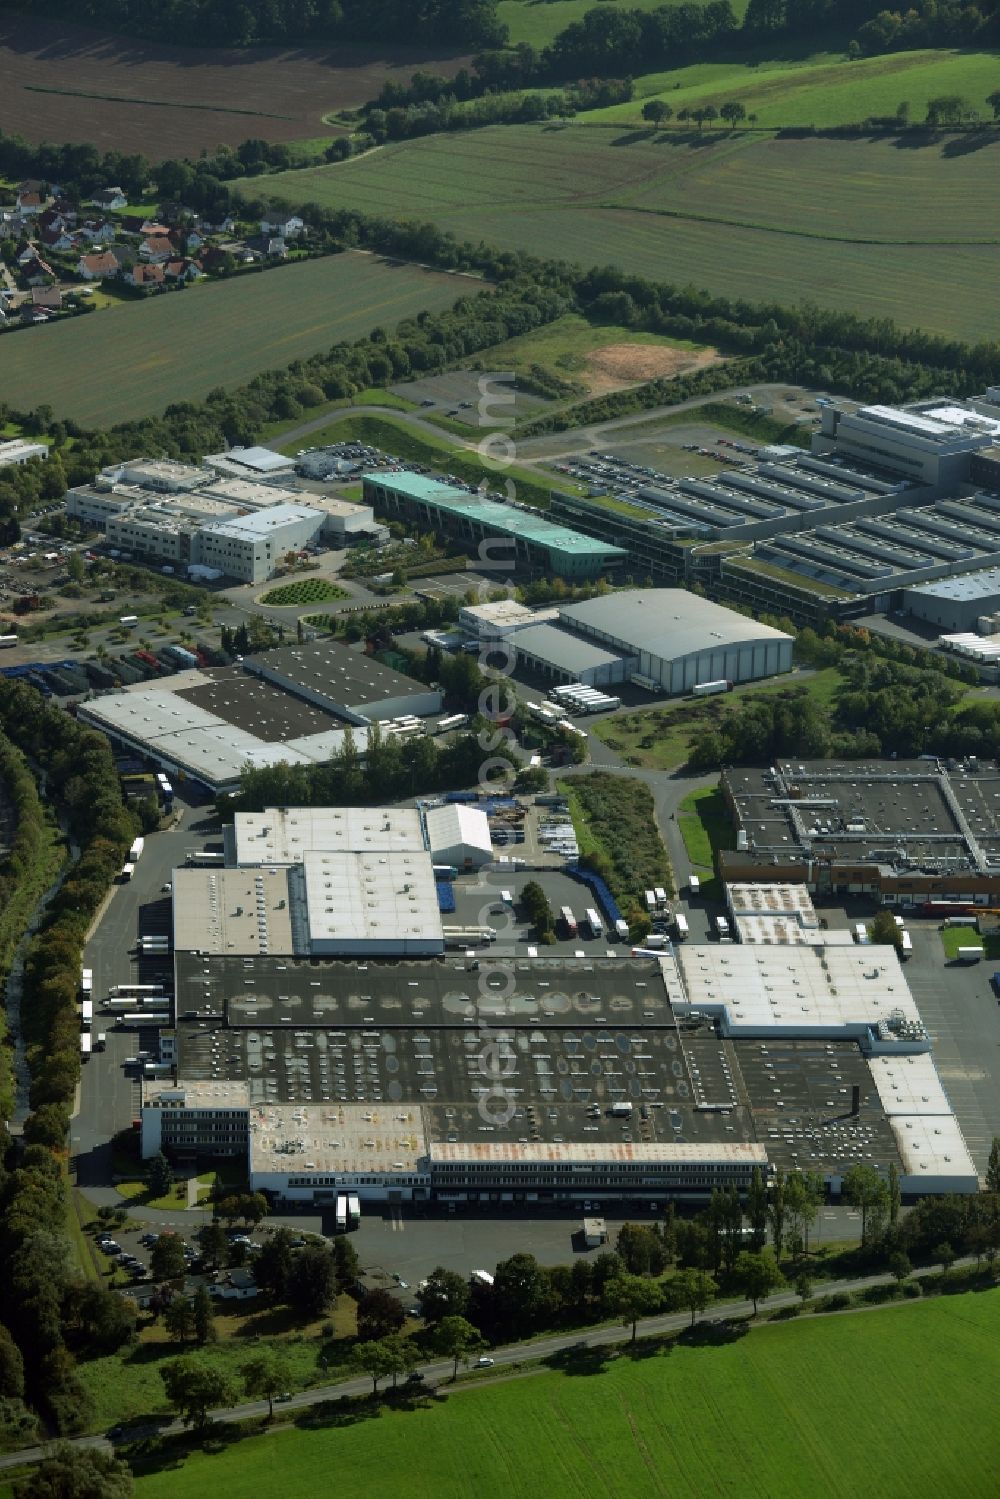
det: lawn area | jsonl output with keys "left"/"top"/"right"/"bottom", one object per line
{"left": 76, "top": 1302, "right": 359, "bottom": 1433}
{"left": 677, "top": 786, "right": 734, "bottom": 900}
{"left": 478, "top": 311, "right": 715, "bottom": 397}
{"left": 592, "top": 668, "right": 841, "bottom": 771}
{"left": 0, "top": 253, "right": 466, "bottom": 426}
{"left": 590, "top": 46, "right": 1000, "bottom": 130}
{"left": 253, "top": 127, "right": 1000, "bottom": 341}
{"left": 259, "top": 579, "right": 348, "bottom": 607}
{"left": 276, "top": 411, "right": 557, "bottom": 509}
{"left": 133, "top": 1292, "right": 1000, "bottom": 1499}
{"left": 940, "top": 925, "right": 1000, "bottom": 961}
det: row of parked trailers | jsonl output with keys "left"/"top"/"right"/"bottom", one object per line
{"left": 0, "top": 641, "right": 233, "bottom": 699}
{"left": 548, "top": 684, "right": 621, "bottom": 715}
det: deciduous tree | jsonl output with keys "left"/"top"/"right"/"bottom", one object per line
{"left": 159, "top": 1355, "right": 236, "bottom": 1430}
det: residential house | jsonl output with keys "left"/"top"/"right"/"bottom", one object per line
{"left": 92, "top": 186, "right": 127, "bottom": 211}
{"left": 199, "top": 213, "right": 235, "bottom": 235}
{"left": 140, "top": 235, "right": 174, "bottom": 264}
{"left": 77, "top": 219, "right": 116, "bottom": 245}
{"left": 164, "top": 258, "right": 202, "bottom": 283}
{"left": 21, "top": 256, "right": 56, "bottom": 287}
{"left": 139, "top": 220, "right": 171, "bottom": 237}
{"left": 77, "top": 250, "right": 120, "bottom": 281}
{"left": 246, "top": 234, "right": 287, "bottom": 260}
{"left": 31, "top": 286, "right": 63, "bottom": 312}
{"left": 38, "top": 225, "right": 75, "bottom": 254}
{"left": 260, "top": 215, "right": 305, "bottom": 239}
{"left": 125, "top": 263, "right": 165, "bottom": 288}
{"left": 19, "top": 304, "right": 50, "bottom": 325}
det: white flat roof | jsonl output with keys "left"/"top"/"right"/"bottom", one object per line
{"left": 207, "top": 445, "right": 295, "bottom": 473}
{"left": 891, "top": 1113, "right": 979, "bottom": 1184}
{"left": 460, "top": 599, "right": 535, "bottom": 626}
{"left": 733, "top": 917, "right": 855, "bottom": 946}
{"left": 727, "top": 883, "right": 819, "bottom": 921}
{"left": 668, "top": 945, "right": 925, "bottom": 1037}
{"left": 868, "top": 1053, "right": 956, "bottom": 1116}
{"left": 233, "top": 806, "right": 425, "bottom": 864}
{"left": 301, "top": 848, "right": 442, "bottom": 948}
{"left": 249, "top": 1102, "right": 428, "bottom": 1176}
{"left": 172, "top": 866, "right": 296, "bottom": 955}
{"left": 202, "top": 503, "right": 320, "bottom": 539}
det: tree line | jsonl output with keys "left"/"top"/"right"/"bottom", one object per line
{"left": 687, "top": 650, "right": 984, "bottom": 770}
{"left": 0, "top": 0, "right": 506, "bottom": 48}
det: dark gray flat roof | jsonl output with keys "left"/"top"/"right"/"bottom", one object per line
{"left": 247, "top": 639, "right": 428, "bottom": 708}
{"left": 175, "top": 672, "right": 346, "bottom": 742}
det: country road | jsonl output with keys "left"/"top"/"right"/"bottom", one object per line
{"left": 0, "top": 1258, "right": 974, "bottom": 1473}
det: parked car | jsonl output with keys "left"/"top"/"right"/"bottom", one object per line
{"left": 476, "top": 1357, "right": 495, "bottom": 1368}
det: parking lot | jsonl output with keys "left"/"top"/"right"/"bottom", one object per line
{"left": 547, "top": 435, "right": 762, "bottom": 497}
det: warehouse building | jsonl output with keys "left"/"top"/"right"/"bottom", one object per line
{"left": 423, "top": 802, "right": 493, "bottom": 869}
{"left": 511, "top": 621, "right": 627, "bottom": 686}
{"left": 140, "top": 943, "right": 978, "bottom": 1200}
{"left": 78, "top": 642, "right": 442, "bottom": 794}
{"left": 549, "top": 589, "right": 793, "bottom": 693}
{"left": 724, "top": 882, "right": 854, "bottom": 947}
{"left": 226, "top": 806, "right": 425, "bottom": 865}
{"left": 363, "top": 471, "right": 627, "bottom": 580}
{"left": 904, "top": 567, "right": 1000, "bottom": 633}
{"left": 719, "top": 759, "right": 1000, "bottom": 902}
{"left": 246, "top": 639, "right": 442, "bottom": 724}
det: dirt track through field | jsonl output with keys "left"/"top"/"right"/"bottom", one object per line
{"left": 0, "top": 18, "right": 470, "bottom": 158}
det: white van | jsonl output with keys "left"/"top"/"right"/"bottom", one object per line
{"left": 899, "top": 930, "right": 913, "bottom": 958}
{"left": 715, "top": 915, "right": 731, "bottom": 942}
{"left": 854, "top": 922, "right": 870, "bottom": 944}
{"left": 654, "top": 887, "right": 667, "bottom": 907}
{"left": 689, "top": 875, "right": 701, "bottom": 896}
{"left": 674, "top": 913, "right": 689, "bottom": 940}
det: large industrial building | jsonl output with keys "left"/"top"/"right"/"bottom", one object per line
{"left": 508, "top": 588, "right": 793, "bottom": 691}
{"left": 545, "top": 390, "right": 1000, "bottom": 630}
{"left": 138, "top": 804, "right": 979, "bottom": 1205}
{"left": 78, "top": 642, "right": 443, "bottom": 793}
{"left": 363, "top": 471, "right": 628, "bottom": 580}
{"left": 66, "top": 454, "right": 378, "bottom": 583}
{"left": 141, "top": 934, "right": 978, "bottom": 1202}
{"left": 719, "top": 758, "right": 1000, "bottom": 902}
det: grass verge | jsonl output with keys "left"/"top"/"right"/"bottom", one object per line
{"left": 276, "top": 413, "right": 557, "bottom": 510}
{"left": 557, "top": 771, "right": 672, "bottom": 913}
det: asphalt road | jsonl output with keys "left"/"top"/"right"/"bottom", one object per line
{"left": 0, "top": 1256, "right": 970, "bottom": 1474}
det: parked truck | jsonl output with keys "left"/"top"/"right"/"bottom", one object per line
{"left": 692, "top": 679, "right": 732, "bottom": 697}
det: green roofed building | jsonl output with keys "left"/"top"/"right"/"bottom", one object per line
{"left": 363, "top": 471, "right": 627, "bottom": 580}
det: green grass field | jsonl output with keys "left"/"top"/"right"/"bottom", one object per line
{"left": 940, "top": 925, "right": 1000, "bottom": 960}
{"left": 498, "top": 0, "right": 749, "bottom": 48}
{"left": 133, "top": 1293, "right": 1000, "bottom": 1499}
{"left": 256, "top": 127, "right": 1000, "bottom": 340}
{"left": 0, "top": 253, "right": 467, "bottom": 426}
{"left": 590, "top": 46, "right": 1000, "bottom": 128}
{"left": 591, "top": 667, "right": 840, "bottom": 771}
{"left": 259, "top": 579, "right": 348, "bottom": 606}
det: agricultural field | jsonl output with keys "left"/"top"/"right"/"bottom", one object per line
{"left": 590, "top": 46, "right": 1000, "bottom": 130}
{"left": 132, "top": 1293, "right": 1000, "bottom": 1499}
{"left": 497, "top": 0, "right": 749, "bottom": 48}
{"left": 0, "top": 253, "right": 467, "bottom": 426}
{"left": 257, "top": 126, "right": 1000, "bottom": 341}
{"left": 472, "top": 312, "right": 720, "bottom": 398}
{"left": 0, "top": 16, "right": 469, "bottom": 158}
{"left": 259, "top": 579, "right": 348, "bottom": 606}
